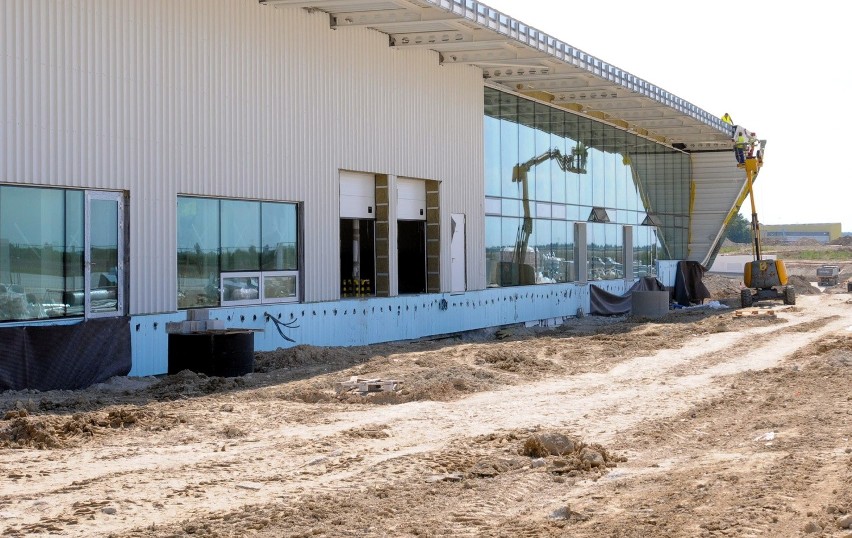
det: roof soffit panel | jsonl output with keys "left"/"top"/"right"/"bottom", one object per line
{"left": 259, "top": 0, "right": 739, "bottom": 148}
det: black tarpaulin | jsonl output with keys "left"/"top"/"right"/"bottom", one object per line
{"left": 673, "top": 261, "right": 711, "bottom": 306}
{"left": 0, "top": 317, "right": 131, "bottom": 391}
{"left": 590, "top": 276, "right": 668, "bottom": 316}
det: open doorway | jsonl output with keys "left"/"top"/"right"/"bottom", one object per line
{"left": 397, "top": 220, "right": 426, "bottom": 294}
{"left": 340, "top": 219, "right": 375, "bottom": 297}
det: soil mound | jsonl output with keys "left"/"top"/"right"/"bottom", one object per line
{"left": 145, "top": 370, "right": 246, "bottom": 400}
{"left": 254, "top": 344, "right": 369, "bottom": 373}
{"left": 829, "top": 235, "right": 852, "bottom": 246}
{"left": 703, "top": 273, "right": 743, "bottom": 298}
{"left": 0, "top": 407, "right": 162, "bottom": 449}
{"left": 518, "top": 430, "right": 625, "bottom": 475}
{"left": 473, "top": 348, "right": 556, "bottom": 374}
{"left": 0, "top": 416, "right": 62, "bottom": 449}
{"left": 787, "top": 275, "right": 821, "bottom": 294}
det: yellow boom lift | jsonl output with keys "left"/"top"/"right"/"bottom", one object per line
{"left": 740, "top": 150, "right": 795, "bottom": 307}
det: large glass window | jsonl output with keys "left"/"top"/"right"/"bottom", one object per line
{"left": 1, "top": 187, "right": 70, "bottom": 321}
{"left": 177, "top": 196, "right": 299, "bottom": 309}
{"left": 483, "top": 88, "right": 688, "bottom": 286}
{"left": 1, "top": 186, "right": 124, "bottom": 322}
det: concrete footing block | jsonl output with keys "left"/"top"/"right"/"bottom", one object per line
{"left": 631, "top": 290, "right": 669, "bottom": 317}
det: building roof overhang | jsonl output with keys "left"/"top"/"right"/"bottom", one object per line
{"left": 260, "top": 0, "right": 735, "bottom": 151}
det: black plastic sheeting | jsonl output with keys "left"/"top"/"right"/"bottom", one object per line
{"left": 590, "top": 276, "right": 668, "bottom": 316}
{"left": 0, "top": 317, "right": 131, "bottom": 391}
{"left": 673, "top": 261, "right": 711, "bottom": 306}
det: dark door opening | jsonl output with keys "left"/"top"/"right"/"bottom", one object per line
{"left": 340, "top": 219, "right": 375, "bottom": 297}
{"left": 398, "top": 220, "right": 426, "bottom": 294}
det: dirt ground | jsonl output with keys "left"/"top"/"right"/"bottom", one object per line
{"left": 2, "top": 282, "right": 852, "bottom": 537}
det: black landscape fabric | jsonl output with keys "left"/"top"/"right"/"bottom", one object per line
{"left": 590, "top": 276, "right": 668, "bottom": 316}
{"left": 0, "top": 317, "right": 131, "bottom": 391}
{"left": 673, "top": 261, "right": 711, "bottom": 306}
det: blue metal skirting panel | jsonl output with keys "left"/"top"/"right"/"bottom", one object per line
{"left": 128, "top": 312, "right": 185, "bottom": 377}
{"left": 129, "top": 281, "right": 636, "bottom": 377}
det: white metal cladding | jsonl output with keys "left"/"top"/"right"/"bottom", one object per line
{"left": 688, "top": 152, "right": 748, "bottom": 266}
{"left": 1, "top": 0, "right": 485, "bottom": 314}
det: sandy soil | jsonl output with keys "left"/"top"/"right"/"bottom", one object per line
{"left": 2, "top": 290, "right": 852, "bottom": 537}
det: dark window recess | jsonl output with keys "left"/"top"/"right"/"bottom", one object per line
{"left": 340, "top": 219, "right": 375, "bottom": 297}
{"left": 398, "top": 220, "right": 426, "bottom": 294}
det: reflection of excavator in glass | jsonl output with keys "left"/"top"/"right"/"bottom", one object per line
{"left": 739, "top": 143, "right": 795, "bottom": 307}
{"left": 501, "top": 145, "right": 587, "bottom": 286}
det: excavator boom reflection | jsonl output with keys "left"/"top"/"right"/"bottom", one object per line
{"left": 503, "top": 145, "right": 587, "bottom": 286}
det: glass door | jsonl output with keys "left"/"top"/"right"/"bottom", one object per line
{"left": 85, "top": 192, "right": 125, "bottom": 317}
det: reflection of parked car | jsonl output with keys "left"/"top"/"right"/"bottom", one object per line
{"left": 589, "top": 257, "right": 605, "bottom": 279}
{"left": 633, "top": 262, "right": 654, "bottom": 278}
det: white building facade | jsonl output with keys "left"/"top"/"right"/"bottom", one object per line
{"left": 0, "top": 0, "right": 751, "bottom": 384}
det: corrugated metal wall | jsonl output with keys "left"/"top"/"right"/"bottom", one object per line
{"left": 1, "top": 0, "right": 485, "bottom": 314}
{"left": 689, "top": 152, "right": 747, "bottom": 265}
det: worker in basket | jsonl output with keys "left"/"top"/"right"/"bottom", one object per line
{"left": 734, "top": 131, "right": 747, "bottom": 164}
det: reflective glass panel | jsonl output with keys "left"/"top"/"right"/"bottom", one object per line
{"left": 499, "top": 93, "right": 519, "bottom": 199}
{"left": 263, "top": 274, "right": 297, "bottom": 301}
{"left": 221, "top": 200, "right": 261, "bottom": 271}
{"left": 88, "top": 198, "right": 120, "bottom": 314}
{"left": 64, "top": 191, "right": 84, "bottom": 316}
{"left": 485, "top": 215, "right": 502, "bottom": 287}
{"left": 0, "top": 186, "right": 69, "bottom": 320}
{"left": 177, "top": 197, "right": 220, "bottom": 308}
{"left": 261, "top": 202, "right": 297, "bottom": 271}
{"left": 484, "top": 88, "right": 502, "bottom": 197}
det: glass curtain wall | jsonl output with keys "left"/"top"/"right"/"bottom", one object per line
{"left": 484, "top": 87, "right": 686, "bottom": 286}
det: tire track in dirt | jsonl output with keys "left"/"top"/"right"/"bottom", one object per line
{"left": 2, "top": 296, "right": 849, "bottom": 537}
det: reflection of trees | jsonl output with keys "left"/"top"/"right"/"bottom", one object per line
{"left": 178, "top": 244, "right": 299, "bottom": 274}
{"left": 261, "top": 243, "right": 297, "bottom": 270}
{"left": 5, "top": 243, "right": 83, "bottom": 278}
{"left": 222, "top": 246, "right": 259, "bottom": 271}
{"left": 177, "top": 247, "right": 219, "bottom": 277}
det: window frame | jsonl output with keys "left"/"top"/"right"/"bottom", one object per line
{"left": 177, "top": 195, "right": 301, "bottom": 309}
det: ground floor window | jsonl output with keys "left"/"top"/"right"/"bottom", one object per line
{"left": 177, "top": 196, "right": 299, "bottom": 309}
{"left": 633, "top": 225, "right": 661, "bottom": 278}
{"left": 587, "top": 223, "right": 624, "bottom": 281}
{"left": 485, "top": 216, "right": 576, "bottom": 286}
{"left": 1, "top": 185, "right": 124, "bottom": 321}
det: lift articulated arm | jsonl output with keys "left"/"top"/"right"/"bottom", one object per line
{"left": 743, "top": 156, "right": 763, "bottom": 261}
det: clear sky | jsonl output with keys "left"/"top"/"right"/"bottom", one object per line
{"left": 482, "top": 0, "right": 850, "bottom": 231}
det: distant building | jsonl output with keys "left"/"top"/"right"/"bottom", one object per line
{"left": 761, "top": 223, "right": 842, "bottom": 244}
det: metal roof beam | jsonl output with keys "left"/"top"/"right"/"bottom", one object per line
{"left": 389, "top": 31, "right": 507, "bottom": 48}
{"left": 330, "top": 8, "right": 459, "bottom": 28}
{"left": 441, "top": 48, "right": 551, "bottom": 65}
